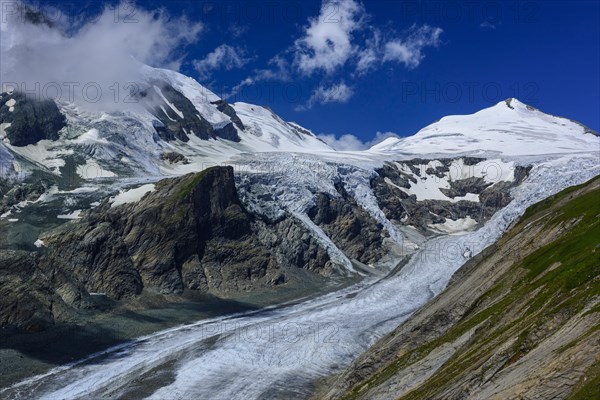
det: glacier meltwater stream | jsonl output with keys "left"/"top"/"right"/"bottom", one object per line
{"left": 2, "top": 158, "right": 597, "bottom": 400}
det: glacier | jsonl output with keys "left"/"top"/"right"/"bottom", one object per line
{"left": 1, "top": 154, "right": 598, "bottom": 400}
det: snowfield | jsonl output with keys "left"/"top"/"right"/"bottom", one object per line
{"left": 110, "top": 183, "right": 156, "bottom": 208}
{"left": 370, "top": 98, "right": 598, "bottom": 156}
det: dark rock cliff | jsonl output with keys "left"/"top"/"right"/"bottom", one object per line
{"left": 0, "top": 167, "right": 333, "bottom": 331}
{"left": 308, "top": 182, "right": 387, "bottom": 265}
{"left": 370, "top": 159, "right": 532, "bottom": 234}
{"left": 0, "top": 92, "right": 66, "bottom": 146}
{"left": 138, "top": 82, "right": 241, "bottom": 142}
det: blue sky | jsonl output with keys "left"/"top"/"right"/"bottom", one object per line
{"left": 8, "top": 0, "right": 600, "bottom": 148}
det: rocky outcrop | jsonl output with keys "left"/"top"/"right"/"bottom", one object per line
{"left": 320, "top": 175, "right": 600, "bottom": 400}
{"left": 369, "top": 164, "right": 412, "bottom": 223}
{"left": 439, "top": 176, "right": 491, "bottom": 198}
{"left": 0, "top": 167, "right": 338, "bottom": 332}
{"left": 259, "top": 217, "right": 333, "bottom": 274}
{"left": 0, "top": 172, "right": 60, "bottom": 216}
{"left": 0, "top": 251, "right": 55, "bottom": 332}
{"left": 0, "top": 251, "right": 86, "bottom": 332}
{"left": 139, "top": 82, "right": 241, "bottom": 142}
{"left": 0, "top": 167, "right": 333, "bottom": 331}
{"left": 160, "top": 151, "right": 189, "bottom": 164}
{"left": 0, "top": 92, "right": 66, "bottom": 146}
{"left": 40, "top": 167, "right": 266, "bottom": 298}
{"left": 211, "top": 99, "right": 245, "bottom": 131}
{"left": 371, "top": 158, "right": 531, "bottom": 234}
{"left": 308, "top": 182, "right": 387, "bottom": 265}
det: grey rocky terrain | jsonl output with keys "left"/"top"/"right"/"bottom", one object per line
{"left": 0, "top": 92, "right": 66, "bottom": 146}
{"left": 371, "top": 158, "right": 531, "bottom": 234}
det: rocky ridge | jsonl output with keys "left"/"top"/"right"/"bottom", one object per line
{"left": 0, "top": 91, "right": 66, "bottom": 146}
{"left": 371, "top": 157, "right": 531, "bottom": 235}
{"left": 0, "top": 167, "right": 338, "bottom": 331}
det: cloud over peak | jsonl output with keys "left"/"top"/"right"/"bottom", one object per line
{"left": 0, "top": 1, "right": 202, "bottom": 111}
{"left": 193, "top": 44, "right": 252, "bottom": 81}
{"left": 298, "top": 81, "right": 354, "bottom": 110}
{"left": 317, "top": 131, "right": 399, "bottom": 151}
{"left": 293, "top": 0, "right": 366, "bottom": 75}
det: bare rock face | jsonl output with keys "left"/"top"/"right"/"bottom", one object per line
{"left": 0, "top": 167, "right": 337, "bottom": 332}
{"left": 257, "top": 217, "right": 332, "bottom": 275}
{"left": 138, "top": 81, "right": 241, "bottom": 142}
{"left": 160, "top": 151, "right": 189, "bottom": 164}
{"left": 39, "top": 167, "right": 270, "bottom": 298}
{"left": 308, "top": 182, "right": 387, "bottom": 265}
{"left": 41, "top": 220, "right": 144, "bottom": 300}
{"left": 0, "top": 92, "right": 66, "bottom": 146}
{"left": 35, "top": 167, "right": 332, "bottom": 301}
{"left": 370, "top": 158, "right": 532, "bottom": 234}
{"left": 0, "top": 251, "right": 84, "bottom": 332}
{"left": 211, "top": 99, "right": 245, "bottom": 131}
{"left": 0, "top": 251, "right": 54, "bottom": 331}
{"left": 0, "top": 178, "right": 54, "bottom": 216}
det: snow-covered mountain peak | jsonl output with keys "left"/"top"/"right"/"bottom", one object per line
{"left": 468, "top": 97, "right": 547, "bottom": 118}
{"left": 370, "top": 98, "right": 598, "bottom": 157}
{"left": 0, "top": 63, "right": 334, "bottom": 180}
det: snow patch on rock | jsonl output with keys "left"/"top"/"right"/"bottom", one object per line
{"left": 110, "top": 184, "right": 156, "bottom": 208}
{"left": 57, "top": 210, "right": 82, "bottom": 220}
{"left": 76, "top": 159, "right": 116, "bottom": 179}
{"left": 429, "top": 216, "right": 478, "bottom": 234}
{"left": 5, "top": 98, "right": 16, "bottom": 112}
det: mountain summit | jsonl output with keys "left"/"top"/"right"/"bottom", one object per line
{"left": 0, "top": 65, "right": 333, "bottom": 181}
{"left": 370, "top": 98, "right": 598, "bottom": 156}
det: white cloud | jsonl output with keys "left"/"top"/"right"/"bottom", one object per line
{"left": 299, "top": 81, "right": 354, "bottom": 110}
{"left": 317, "top": 133, "right": 366, "bottom": 150}
{"left": 383, "top": 25, "right": 443, "bottom": 69}
{"left": 292, "top": 1, "right": 443, "bottom": 76}
{"left": 228, "top": 23, "right": 249, "bottom": 38}
{"left": 312, "top": 82, "right": 354, "bottom": 104}
{"left": 317, "top": 131, "right": 399, "bottom": 151}
{"left": 355, "top": 29, "right": 381, "bottom": 74}
{"left": 293, "top": 0, "right": 366, "bottom": 75}
{"left": 355, "top": 47, "right": 378, "bottom": 73}
{"left": 193, "top": 44, "right": 252, "bottom": 81}
{"left": 480, "top": 21, "right": 498, "bottom": 30}
{"left": 0, "top": 1, "right": 202, "bottom": 111}
{"left": 225, "top": 55, "right": 291, "bottom": 99}
{"left": 220, "top": 0, "right": 444, "bottom": 109}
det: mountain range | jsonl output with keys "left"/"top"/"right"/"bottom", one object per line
{"left": 0, "top": 64, "right": 598, "bottom": 398}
